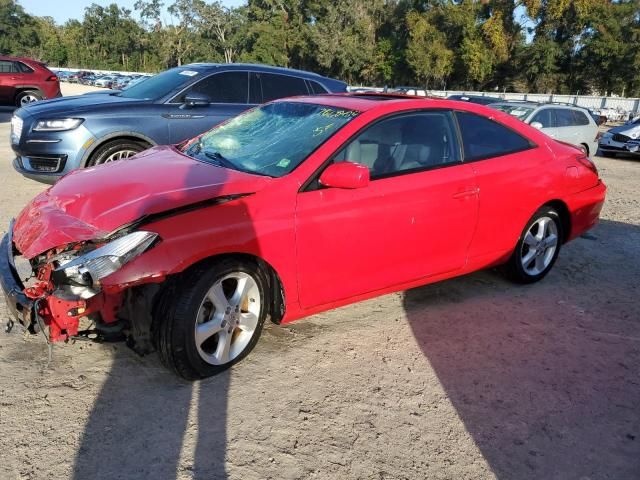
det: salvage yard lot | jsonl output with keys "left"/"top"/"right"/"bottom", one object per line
{"left": 0, "top": 84, "right": 638, "bottom": 480}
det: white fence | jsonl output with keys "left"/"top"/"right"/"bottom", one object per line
{"left": 429, "top": 90, "right": 640, "bottom": 114}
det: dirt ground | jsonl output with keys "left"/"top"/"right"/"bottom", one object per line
{"left": 0, "top": 84, "right": 638, "bottom": 480}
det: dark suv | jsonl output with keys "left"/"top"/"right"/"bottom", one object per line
{"left": 0, "top": 56, "right": 61, "bottom": 107}
{"left": 11, "top": 63, "right": 347, "bottom": 183}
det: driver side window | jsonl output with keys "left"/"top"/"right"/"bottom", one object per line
{"left": 333, "top": 111, "right": 460, "bottom": 179}
{"left": 175, "top": 71, "right": 249, "bottom": 104}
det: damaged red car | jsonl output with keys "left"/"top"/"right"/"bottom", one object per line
{"left": 1, "top": 94, "right": 606, "bottom": 379}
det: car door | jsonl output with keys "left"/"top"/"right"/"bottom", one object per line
{"left": 165, "top": 71, "right": 253, "bottom": 143}
{"left": 295, "top": 110, "right": 478, "bottom": 309}
{"left": 0, "top": 60, "right": 18, "bottom": 103}
{"left": 551, "top": 108, "right": 581, "bottom": 146}
{"left": 454, "top": 110, "right": 547, "bottom": 261}
{"left": 530, "top": 107, "right": 559, "bottom": 139}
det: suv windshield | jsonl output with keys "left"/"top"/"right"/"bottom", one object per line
{"left": 117, "top": 67, "right": 201, "bottom": 100}
{"left": 490, "top": 104, "right": 535, "bottom": 120}
{"left": 184, "top": 102, "right": 360, "bottom": 177}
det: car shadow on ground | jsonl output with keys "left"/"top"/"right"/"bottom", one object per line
{"left": 72, "top": 153, "right": 254, "bottom": 480}
{"left": 403, "top": 219, "right": 640, "bottom": 479}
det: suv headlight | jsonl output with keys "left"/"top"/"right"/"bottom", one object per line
{"left": 33, "top": 118, "right": 84, "bottom": 132}
{"left": 56, "top": 231, "right": 159, "bottom": 286}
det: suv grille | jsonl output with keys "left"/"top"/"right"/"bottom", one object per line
{"left": 27, "top": 156, "right": 66, "bottom": 173}
{"left": 612, "top": 133, "right": 631, "bottom": 143}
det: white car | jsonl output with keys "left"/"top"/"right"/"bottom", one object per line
{"left": 599, "top": 117, "right": 640, "bottom": 157}
{"left": 94, "top": 75, "right": 118, "bottom": 88}
{"left": 489, "top": 102, "right": 599, "bottom": 157}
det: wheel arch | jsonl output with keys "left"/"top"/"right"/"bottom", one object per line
{"left": 542, "top": 199, "right": 571, "bottom": 243}
{"left": 13, "top": 86, "right": 44, "bottom": 101}
{"left": 81, "top": 133, "right": 156, "bottom": 167}
{"left": 164, "top": 252, "right": 286, "bottom": 325}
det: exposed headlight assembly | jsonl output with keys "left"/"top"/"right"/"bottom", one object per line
{"left": 56, "top": 231, "right": 159, "bottom": 287}
{"left": 33, "top": 118, "right": 84, "bottom": 132}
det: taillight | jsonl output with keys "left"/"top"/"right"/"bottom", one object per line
{"left": 577, "top": 155, "right": 598, "bottom": 176}
{"left": 46, "top": 75, "right": 58, "bottom": 82}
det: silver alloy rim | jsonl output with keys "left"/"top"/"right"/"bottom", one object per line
{"left": 194, "top": 272, "right": 261, "bottom": 366}
{"left": 103, "top": 150, "right": 138, "bottom": 163}
{"left": 520, "top": 216, "right": 559, "bottom": 276}
{"left": 20, "top": 94, "right": 39, "bottom": 106}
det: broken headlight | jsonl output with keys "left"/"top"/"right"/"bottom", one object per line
{"left": 56, "top": 231, "right": 158, "bottom": 286}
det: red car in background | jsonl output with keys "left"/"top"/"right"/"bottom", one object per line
{"left": 0, "top": 56, "right": 61, "bottom": 107}
{"left": 0, "top": 94, "right": 606, "bottom": 379}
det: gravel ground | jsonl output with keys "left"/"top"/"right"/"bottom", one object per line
{"left": 0, "top": 84, "right": 638, "bottom": 480}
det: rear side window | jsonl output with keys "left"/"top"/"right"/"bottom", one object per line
{"left": 0, "top": 61, "right": 17, "bottom": 73}
{"left": 16, "top": 62, "right": 34, "bottom": 73}
{"left": 571, "top": 109, "right": 590, "bottom": 126}
{"left": 184, "top": 71, "right": 249, "bottom": 104}
{"left": 260, "top": 73, "right": 309, "bottom": 102}
{"left": 553, "top": 108, "right": 576, "bottom": 127}
{"left": 456, "top": 111, "right": 533, "bottom": 161}
{"left": 308, "top": 80, "right": 328, "bottom": 95}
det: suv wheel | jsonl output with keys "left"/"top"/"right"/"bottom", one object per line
{"left": 88, "top": 139, "right": 148, "bottom": 166}
{"left": 16, "top": 90, "right": 42, "bottom": 107}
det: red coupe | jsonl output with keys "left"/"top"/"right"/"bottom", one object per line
{"left": 1, "top": 94, "right": 606, "bottom": 379}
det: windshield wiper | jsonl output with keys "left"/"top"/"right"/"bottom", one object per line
{"left": 203, "top": 150, "right": 240, "bottom": 170}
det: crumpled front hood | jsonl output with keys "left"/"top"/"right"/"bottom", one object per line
{"left": 13, "top": 146, "right": 270, "bottom": 259}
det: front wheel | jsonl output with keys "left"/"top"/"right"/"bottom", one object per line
{"left": 504, "top": 207, "right": 562, "bottom": 284}
{"left": 88, "top": 139, "right": 148, "bottom": 166}
{"left": 155, "top": 259, "right": 269, "bottom": 380}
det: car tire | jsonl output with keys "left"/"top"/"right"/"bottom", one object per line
{"left": 504, "top": 206, "right": 562, "bottom": 284}
{"left": 88, "top": 139, "right": 148, "bottom": 166}
{"left": 15, "top": 90, "right": 43, "bottom": 107}
{"left": 155, "top": 258, "right": 269, "bottom": 380}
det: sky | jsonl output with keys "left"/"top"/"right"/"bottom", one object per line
{"left": 19, "top": 0, "right": 246, "bottom": 24}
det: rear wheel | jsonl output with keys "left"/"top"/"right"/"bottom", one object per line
{"left": 88, "top": 139, "right": 148, "bottom": 166}
{"left": 579, "top": 143, "right": 589, "bottom": 156}
{"left": 504, "top": 207, "right": 562, "bottom": 284}
{"left": 155, "top": 258, "right": 269, "bottom": 380}
{"left": 16, "top": 90, "right": 42, "bottom": 107}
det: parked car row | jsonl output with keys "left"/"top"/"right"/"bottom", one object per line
{"left": 55, "top": 70, "right": 151, "bottom": 90}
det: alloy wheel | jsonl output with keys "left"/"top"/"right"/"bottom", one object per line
{"left": 19, "top": 94, "right": 39, "bottom": 106}
{"left": 520, "top": 216, "right": 559, "bottom": 276}
{"left": 103, "top": 150, "right": 138, "bottom": 163}
{"left": 194, "top": 272, "right": 261, "bottom": 366}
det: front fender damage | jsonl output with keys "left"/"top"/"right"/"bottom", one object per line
{"left": 19, "top": 240, "right": 163, "bottom": 352}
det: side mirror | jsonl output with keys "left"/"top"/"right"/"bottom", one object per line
{"left": 530, "top": 121, "right": 544, "bottom": 130}
{"left": 181, "top": 92, "right": 210, "bottom": 109}
{"left": 319, "top": 162, "right": 370, "bottom": 189}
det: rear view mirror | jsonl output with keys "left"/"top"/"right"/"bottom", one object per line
{"left": 182, "top": 92, "right": 210, "bottom": 109}
{"left": 319, "top": 162, "right": 370, "bottom": 189}
{"left": 530, "top": 121, "right": 543, "bottom": 130}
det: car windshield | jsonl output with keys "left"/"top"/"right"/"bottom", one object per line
{"left": 117, "top": 67, "right": 200, "bottom": 100}
{"left": 490, "top": 104, "right": 535, "bottom": 120}
{"left": 183, "top": 102, "right": 360, "bottom": 177}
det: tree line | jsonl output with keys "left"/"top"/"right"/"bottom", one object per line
{"left": 1, "top": 0, "right": 639, "bottom": 96}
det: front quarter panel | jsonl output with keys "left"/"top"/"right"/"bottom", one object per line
{"left": 100, "top": 183, "right": 300, "bottom": 313}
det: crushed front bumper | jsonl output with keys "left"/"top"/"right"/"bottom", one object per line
{"left": 0, "top": 224, "right": 34, "bottom": 330}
